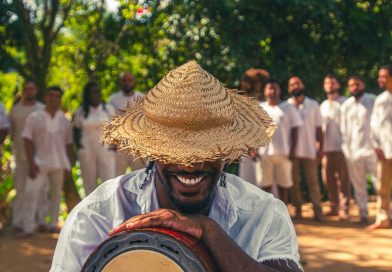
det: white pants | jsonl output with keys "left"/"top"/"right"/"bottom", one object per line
{"left": 238, "top": 156, "right": 262, "bottom": 187}
{"left": 21, "top": 167, "right": 64, "bottom": 233}
{"left": 12, "top": 160, "right": 47, "bottom": 228}
{"left": 115, "top": 152, "right": 145, "bottom": 176}
{"left": 79, "top": 142, "right": 116, "bottom": 196}
{"left": 346, "top": 154, "right": 377, "bottom": 218}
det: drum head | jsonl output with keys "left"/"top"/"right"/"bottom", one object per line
{"left": 102, "top": 250, "right": 183, "bottom": 272}
{"left": 82, "top": 228, "right": 215, "bottom": 272}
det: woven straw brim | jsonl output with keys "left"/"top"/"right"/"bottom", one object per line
{"left": 101, "top": 90, "right": 276, "bottom": 166}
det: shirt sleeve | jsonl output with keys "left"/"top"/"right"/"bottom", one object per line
{"left": 314, "top": 102, "right": 323, "bottom": 127}
{"left": 370, "top": 98, "right": 381, "bottom": 148}
{"left": 50, "top": 207, "right": 111, "bottom": 272}
{"left": 21, "top": 113, "right": 35, "bottom": 140}
{"left": 257, "top": 199, "right": 301, "bottom": 268}
{"left": 0, "top": 104, "right": 10, "bottom": 129}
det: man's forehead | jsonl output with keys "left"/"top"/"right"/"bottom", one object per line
{"left": 289, "top": 77, "right": 302, "bottom": 84}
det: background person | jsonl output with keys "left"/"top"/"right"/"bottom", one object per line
{"left": 368, "top": 65, "right": 392, "bottom": 230}
{"left": 74, "top": 81, "right": 116, "bottom": 195}
{"left": 341, "top": 76, "right": 376, "bottom": 224}
{"left": 19, "top": 86, "right": 72, "bottom": 236}
{"left": 260, "top": 79, "right": 303, "bottom": 204}
{"left": 9, "top": 80, "right": 45, "bottom": 231}
{"left": 320, "top": 74, "right": 350, "bottom": 220}
{"left": 109, "top": 71, "right": 145, "bottom": 176}
{"left": 238, "top": 68, "right": 270, "bottom": 186}
{"left": 287, "top": 76, "right": 324, "bottom": 221}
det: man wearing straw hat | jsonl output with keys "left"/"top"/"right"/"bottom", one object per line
{"left": 51, "top": 61, "right": 302, "bottom": 272}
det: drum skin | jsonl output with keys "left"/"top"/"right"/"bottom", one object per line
{"left": 82, "top": 227, "right": 218, "bottom": 272}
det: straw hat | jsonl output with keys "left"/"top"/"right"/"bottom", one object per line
{"left": 102, "top": 61, "right": 276, "bottom": 166}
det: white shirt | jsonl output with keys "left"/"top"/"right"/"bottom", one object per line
{"left": 320, "top": 96, "right": 346, "bottom": 152}
{"left": 341, "top": 93, "right": 376, "bottom": 159}
{"left": 74, "top": 103, "right": 116, "bottom": 145}
{"left": 261, "top": 101, "right": 303, "bottom": 156}
{"left": 288, "top": 97, "right": 323, "bottom": 159}
{"left": 108, "top": 91, "right": 144, "bottom": 114}
{"left": 22, "top": 109, "right": 73, "bottom": 170}
{"left": 50, "top": 170, "right": 301, "bottom": 272}
{"left": 9, "top": 102, "right": 44, "bottom": 161}
{"left": 0, "top": 103, "right": 10, "bottom": 129}
{"left": 370, "top": 90, "right": 392, "bottom": 159}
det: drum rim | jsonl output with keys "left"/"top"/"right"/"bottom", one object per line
{"left": 82, "top": 229, "right": 208, "bottom": 272}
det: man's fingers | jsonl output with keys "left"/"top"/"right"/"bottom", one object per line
{"left": 109, "top": 209, "right": 178, "bottom": 236}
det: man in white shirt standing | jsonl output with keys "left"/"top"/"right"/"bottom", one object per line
{"left": 320, "top": 74, "right": 350, "bottom": 220}
{"left": 108, "top": 72, "right": 145, "bottom": 175}
{"left": 19, "top": 86, "right": 73, "bottom": 236}
{"left": 341, "top": 76, "right": 376, "bottom": 224}
{"left": 9, "top": 80, "right": 44, "bottom": 231}
{"left": 260, "top": 79, "right": 303, "bottom": 204}
{"left": 288, "top": 76, "right": 323, "bottom": 221}
{"left": 368, "top": 65, "right": 392, "bottom": 230}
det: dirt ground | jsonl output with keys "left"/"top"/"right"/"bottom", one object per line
{"left": 0, "top": 201, "right": 391, "bottom": 272}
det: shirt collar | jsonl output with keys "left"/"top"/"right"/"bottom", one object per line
{"left": 122, "top": 170, "right": 238, "bottom": 232}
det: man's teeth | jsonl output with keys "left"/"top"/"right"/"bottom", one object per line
{"left": 176, "top": 176, "right": 203, "bottom": 186}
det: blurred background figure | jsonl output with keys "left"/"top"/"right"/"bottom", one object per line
{"left": 238, "top": 68, "right": 270, "bottom": 187}
{"left": 260, "top": 79, "right": 302, "bottom": 204}
{"left": 320, "top": 74, "right": 350, "bottom": 220}
{"left": 240, "top": 68, "right": 270, "bottom": 101}
{"left": 288, "top": 76, "right": 323, "bottom": 221}
{"left": 341, "top": 76, "right": 376, "bottom": 224}
{"left": 9, "top": 80, "right": 44, "bottom": 232}
{"left": 19, "top": 86, "right": 72, "bottom": 236}
{"left": 368, "top": 65, "right": 392, "bottom": 230}
{"left": 74, "top": 81, "right": 116, "bottom": 195}
{"left": 109, "top": 72, "right": 145, "bottom": 176}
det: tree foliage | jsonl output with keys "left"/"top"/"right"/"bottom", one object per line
{"left": 1, "top": 0, "right": 392, "bottom": 105}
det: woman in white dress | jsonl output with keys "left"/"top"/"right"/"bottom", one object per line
{"left": 74, "top": 82, "right": 116, "bottom": 195}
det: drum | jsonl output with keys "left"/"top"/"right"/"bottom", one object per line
{"left": 82, "top": 227, "right": 217, "bottom": 272}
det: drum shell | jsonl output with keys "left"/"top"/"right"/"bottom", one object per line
{"left": 82, "top": 227, "right": 217, "bottom": 272}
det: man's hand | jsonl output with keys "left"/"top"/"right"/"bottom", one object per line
{"left": 109, "top": 209, "right": 208, "bottom": 240}
{"left": 28, "top": 161, "right": 40, "bottom": 179}
{"left": 375, "top": 148, "right": 386, "bottom": 161}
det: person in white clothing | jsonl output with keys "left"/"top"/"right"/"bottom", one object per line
{"left": 238, "top": 68, "right": 270, "bottom": 187}
{"left": 260, "top": 79, "right": 303, "bottom": 204}
{"left": 287, "top": 76, "right": 323, "bottom": 221}
{"left": 19, "top": 86, "right": 73, "bottom": 236}
{"left": 74, "top": 81, "right": 116, "bottom": 196}
{"left": 368, "top": 65, "right": 392, "bottom": 230}
{"left": 51, "top": 61, "right": 301, "bottom": 272}
{"left": 341, "top": 76, "right": 376, "bottom": 223}
{"left": 320, "top": 74, "right": 350, "bottom": 220}
{"left": 108, "top": 72, "right": 145, "bottom": 175}
{"left": 9, "top": 80, "right": 45, "bottom": 231}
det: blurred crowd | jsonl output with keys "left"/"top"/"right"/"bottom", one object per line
{"left": 238, "top": 65, "right": 392, "bottom": 231}
{"left": 0, "top": 65, "right": 391, "bottom": 238}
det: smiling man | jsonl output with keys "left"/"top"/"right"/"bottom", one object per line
{"left": 51, "top": 61, "right": 302, "bottom": 272}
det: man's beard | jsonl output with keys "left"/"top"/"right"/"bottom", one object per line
{"left": 122, "top": 86, "right": 134, "bottom": 93}
{"left": 159, "top": 172, "right": 218, "bottom": 214}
